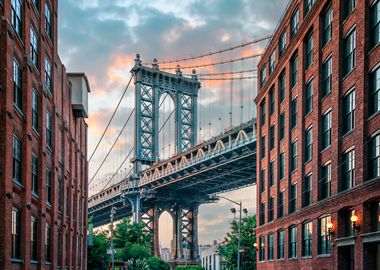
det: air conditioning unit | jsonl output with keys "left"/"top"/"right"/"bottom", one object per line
{"left": 68, "top": 73, "right": 90, "bottom": 118}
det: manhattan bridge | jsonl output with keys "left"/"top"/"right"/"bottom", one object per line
{"left": 88, "top": 35, "right": 270, "bottom": 266}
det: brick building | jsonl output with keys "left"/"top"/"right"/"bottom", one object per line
{"left": 255, "top": 0, "right": 380, "bottom": 269}
{"left": 0, "top": 0, "right": 89, "bottom": 269}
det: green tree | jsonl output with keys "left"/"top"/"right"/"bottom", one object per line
{"left": 127, "top": 258, "right": 150, "bottom": 270}
{"left": 218, "top": 215, "right": 256, "bottom": 270}
{"left": 174, "top": 266, "right": 204, "bottom": 270}
{"left": 87, "top": 232, "right": 110, "bottom": 270}
{"left": 146, "top": 256, "right": 170, "bottom": 270}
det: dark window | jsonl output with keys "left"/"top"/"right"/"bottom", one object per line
{"left": 268, "top": 197, "right": 274, "bottom": 222}
{"left": 260, "top": 169, "right": 265, "bottom": 193}
{"left": 13, "top": 135, "right": 22, "bottom": 184}
{"left": 279, "top": 70, "right": 286, "bottom": 102}
{"left": 278, "top": 230, "right": 285, "bottom": 259}
{"left": 46, "top": 169, "right": 52, "bottom": 205}
{"left": 269, "top": 88, "right": 275, "bottom": 115}
{"left": 279, "top": 113, "right": 285, "bottom": 140}
{"left": 30, "top": 27, "right": 38, "bottom": 68}
{"left": 45, "top": 223, "right": 51, "bottom": 262}
{"left": 12, "top": 207, "right": 21, "bottom": 259}
{"left": 322, "top": 56, "right": 332, "bottom": 98}
{"left": 32, "top": 0, "right": 38, "bottom": 9}
{"left": 371, "top": 1, "right": 380, "bottom": 48}
{"left": 270, "top": 125, "right": 275, "bottom": 150}
{"left": 260, "top": 135, "right": 266, "bottom": 159}
{"left": 343, "top": 90, "right": 355, "bottom": 134}
{"left": 343, "top": 0, "right": 355, "bottom": 20}
{"left": 66, "top": 186, "right": 71, "bottom": 218}
{"left": 305, "top": 127, "right": 313, "bottom": 163}
{"left": 291, "top": 140, "right": 298, "bottom": 171}
{"left": 58, "top": 179, "right": 63, "bottom": 212}
{"left": 279, "top": 30, "right": 287, "bottom": 57}
{"left": 370, "top": 202, "right": 380, "bottom": 232}
{"left": 291, "top": 97, "right": 298, "bottom": 129}
{"left": 318, "top": 216, "right": 331, "bottom": 255}
{"left": 32, "top": 90, "right": 38, "bottom": 132}
{"left": 305, "top": 32, "right": 314, "bottom": 68}
{"left": 11, "top": 0, "right": 22, "bottom": 36}
{"left": 304, "top": 0, "right": 314, "bottom": 16}
{"left": 259, "top": 236, "right": 265, "bottom": 261}
{"left": 369, "top": 134, "right": 380, "bottom": 179}
{"left": 45, "top": 57, "right": 52, "bottom": 92}
{"left": 46, "top": 112, "right": 52, "bottom": 148}
{"left": 260, "top": 202, "right": 265, "bottom": 226}
{"left": 290, "top": 54, "right": 298, "bottom": 89}
{"left": 343, "top": 29, "right": 356, "bottom": 76}
{"left": 370, "top": 67, "right": 380, "bottom": 116}
{"left": 305, "top": 79, "right": 313, "bottom": 115}
{"left": 269, "top": 50, "right": 276, "bottom": 75}
{"left": 278, "top": 191, "right": 284, "bottom": 218}
{"left": 321, "top": 111, "right": 331, "bottom": 149}
{"left": 268, "top": 233, "right": 274, "bottom": 260}
{"left": 32, "top": 154, "right": 38, "bottom": 195}
{"left": 290, "top": 8, "right": 299, "bottom": 38}
{"left": 303, "top": 174, "right": 312, "bottom": 207}
{"left": 320, "top": 163, "right": 331, "bottom": 200}
{"left": 260, "top": 66, "right": 267, "bottom": 88}
{"left": 343, "top": 209, "right": 355, "bottom": 237}
{"left": 260, "top": 100, "right": 266, "bottom": 126}
{"left": 31, "top": 216, "right": 38, "bottom": 261}
{"left": 342, "top": 150, "right": 355, "bottom": 191}
{"left": 279, "top": 152, "right": 285, "bottom": 180}
{"left": 322, "top": 7, "right": 332, "bottom": 46}
{"left": 289, "top": 225, "right": 297, "bottom": 258}
{"left": 289, "top": 183, "right": 297, "bottom": 213}
{"left": 302, "top": 221, "right": 313, "bottom": 257}
{"left": 269, "top": 161, "right": 275, "bottom": 187}
{"left": 45, "top": 3, "right": 52, "bottom": 40}
{"left": 13, "top": 59, "right": 22, "bottom": 110}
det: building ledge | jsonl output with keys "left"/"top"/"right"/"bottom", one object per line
{"left": 361, "top": 231, "right": 380, "bottom": 243}
{"left": 335, "top": 236, "right": 355, "bottom": 247}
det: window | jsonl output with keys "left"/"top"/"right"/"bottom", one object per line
{"left": 32, "top": 0, "right": 38, "bottom": 8}
{"left": 302, "top": 221, "right": 313, "bottom": 257}
{"left": 32, "top": 154, "right": 38, "bottom": 195}
{"left": 260, "top": 100, "right": 266, "bottom": 126}
{"left": 13, "top": 135, "right": 22, "bottom": 184}
{"left": 322, "top": 56, "right": 332, "bottom": 97}
{"left": 278, "top": 190, "right": 284, "bottom": 218}
{"left": 342, "top": 150, "right": 355, "bottom": 191}
{"left": 45, "top": 57, "right": 52, "bottom": 92}
{"left": 11, "top": 0, "right": 22, "bottom": 36}
{"left": 318, "top": 215, "right": 331, "bottom": 255}
{"left": 343, "top": 90, "right": 355, "bottom": 134}
{"left": 343, "top": 209, "right": 355, "bottom": 237}
{"left": 290, "top": 8, "right": 299, "bottom": 38}
{"left": 289, "top": 225, "right": 297, "bottom": 258}
{"left": 269, "top": 161, "right": 274, "bottom": 187}
{"left": 66, "top": 186, "right": 71, "bottom": 218}
{"left": 320, "top": 163, "right": 331, "bottom": 200}
{"left": 279, "top": 113, "right": 285, "bottom": 140}
{"left": 32, "top": 90, "right": 38, "bottom": 132}
{"left": 291, "top": 97, "right": 298, "bottom": 129}
{"left": 260, "top": 202, "right": 265, "bottom": 226}
{"left": 321, "top": 111, "right": 331, "bottom": 149}
{"left": 12, "top": 207, "right": 21, "bottom": 259}
{"left": 371, "top": 1, "right": 380, "bottom": 48}
{"left": 279, "top": 30, "right": 287, "bottom": 57}
{"left": 270, "top": 125, "right": 275, "bottom": 150}
{"left": 46, "top": 112, "right": 52, "bottom": 148}
{"left": 30, "top": 27, "right": 38, "bottom": 67}
{"left": 303, "top": 174, "right": 312, "bottom": 207}
{"left": 46, "top": 169, "right": 52, "bottom": 205}
{"left": 260, "top": 66, "right": 267, "bottom": 87}
{"left": 259, "top": 236, "right": 265, "bottom": 261}
{"left": 260, "top": 169, "right": 265, "bottom": 193}
{"left": 343, "top": 0, "right": 355, "bottom": 20}
{"left": 261, "top": 135, "right": 266, "bottom": 159}
{"left": 305, "top": 32, "right": 314, "bottom": 68}
{"left": 268, "top": 233, "right": 274, "bottom": 260}
{"left": 305, "top": 79, "right": 313, "bottom": 115}
{"left": 322, "top": 6, "right": 332, "bottom": 46}
{"left": 305, "top": 127, "right": 313, "bottom": 163}
{"left": 370, "top": 67, "right": 380, "bottom": 116}
{"left": 13, "top": 59, "right": 22, "bottom": 110}
{"left": 45, "top": 223, "right": 51, "bottom": 262}
{"left": 269, "top": 50, "right": 276, "bottom": 75}
{"left": 370, "top": 202, "right": 380, "bottom": 232}
{"left": 58, "top": 179, "right": 63, "bottom": 212}
{"left": 304, "top": 0, "right": 314, "bottom": 16}
{"left": 31, "top": 216, "right": 38, "bottom": 261}
{"left": 289, "top": 183, "right": 297, "bottom": 213}
{"left": 369, "top": 134, "right": 380, "bottom": 179}
{"left": 290, "top": 53, "right": 298, "bottom": 89}
{"left": 279, "top": 70, "right": 286, "bottom": 102}
{"left": 45, "top": 3, "right": 52, "bottom": 40}
{"left": 269, "top": 88, "right": 275, "bottom": 115}
{"left": 278, "top": 230, "right": 285, "bottom": 259}
{"left": 279, "top": 152, "right": 285, "bottom": 180}
{"left": 268, "top": 196, "right": 274, "bottom": 222}
{"left": 343, "top": 29, "right": 356, "bottom": 76}
{"left": 291, "top": 140, "right": 298, "bottom": 171}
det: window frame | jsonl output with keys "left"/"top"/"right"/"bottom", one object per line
{"left": 369, "top": 134, "right": 380, "bottom": 179}
{"left": 320, "top": 163, "right": 332, "bottom": 200}
{"left": 278, "top": 229, "right": 285, "bottom": 259}
{"left": 342, "top": 89, "right": 355, "bottom": 135}
{"left": 12, "top": 206, "right": 21, "bottom": 259}
{"left": 30, "top": 26, "right": 39, "bottom": 68}
{"left": 322, "top": 6, "right": 333, "bottom": 47}
{"left": 31, "top": 216, "right": 38, "bottom": 261}
{"left": 371, "top": 0, "right": 380, "bottom": 48}
{"left": 13, "top": 135, "right": 22, "bottom": 184}
{"left": 303, "top": 173, "right": 312, "bottom": 207}
{"left": 291, "top": 97, "right": 298, "bottom": 129}
{"left": 305, "top": 78, "right": 313, "bottom": 115}
{"left": 370, "top": 67, "right": 380, "bottom": 116}
{"left": 289, "top": 225, "right": 298, "bottom": 258}
{"left": 45, "top": 2, "right": 53, "bottom": 40}
{"left": 321, "top": 110, "right": 332, "bottom": 149}
{"left": 343, "top": 28, "right": 356, "bottom": 76}
{"left": 289, "top": 183, "right": 297, "bottom": 213}
{"left": 279, "top": 152, "right": 285, "bottom": 180}
{"left": 32, "top": 154, "right": 38, "bottom": 195}
{"left": 290, "top": 7, "right": 300, "bottom": 38}
{"left": 44, "top": 57, "right": 53, "bottom": 93}
{"left": 11, "top": 0, "right": 22, "bottom": 37}
{"left": 322, "top": 56, "right": 332, "bottom": 98}
{"left": 305, "top": 32, "right": 314, "bottom": 69}
{"left": 302, "top": 221, "right": 313, "bottom": 257}
{"left": 279, "top": 70, "right": 286, "bottom": 102}
{"left": 290, "top": 53, "right": 298, "bottom": 89}
{"left": 268, "top": 233, "right": 274, "bottom": 261}
{"left": 305, "top": 127, "right": 313, "bottom": 163}
{"left": 291, "top": 140, "right": 298, "bottom": 171}
{"left": 318, "top": 215, "right": 331, "bottom": 255}
{"left": 13, "top": 58, "right": 22, "bottom": 111}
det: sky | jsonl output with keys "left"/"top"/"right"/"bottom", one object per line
{"left": 58, "top": 0, "right": 289, "bottom": 246}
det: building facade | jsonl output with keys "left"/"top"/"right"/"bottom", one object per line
{"left": 199, "top": 242, "right": 223, "bottom": 270}
{"left": 0, "top": 0, "right": 89, "bottom": 269}
{"left": 255, "top": 0, "right": 380, "bottom": 269}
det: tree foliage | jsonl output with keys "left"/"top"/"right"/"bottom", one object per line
{"left": 218, "top": 215, "right": 256, "bottom": 270}
{"left": 174, "top": 266, "right": 204, "bottom": 270}
{"left": 87, "top": 232, "right": 109, "bottom": 270}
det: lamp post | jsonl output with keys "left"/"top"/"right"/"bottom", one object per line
{"left": 110, "top": 207, "right": 117, "bottom": 270}
{"left": 218, "top": 195, "right": 247, "bottom": 270}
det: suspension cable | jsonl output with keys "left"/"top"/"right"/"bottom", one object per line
{"left": 183, "top": 68, "right": 257, "bottom": 77}
{"left": 199, "top": 76, "right": 257, "bottom": 81}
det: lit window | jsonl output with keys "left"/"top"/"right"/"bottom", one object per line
{"left": 290, "top": 8, "right": 299, "bottom": 38}
{"left": 371, "top": 1, "right": 380, "bottom": 48}
{"left": 289, "top": 225, "right": 297, "bottom": 258}
{"left": 268, "top": 233, "right": 274, "bottom": 260}
{"left": 302, "top": 221, "right": 313, "bottom": 257}
{"left": 322, "top": 7, "right": 332, "bottom": 46}
{"left": 30, "top": 27, "right": 38, "bottom": 67}
{"left": 11, "top": 0, "right": 22, "bottom": 37}
{"left": 12, "top": 207, "right": 21, "bottom": 259}
{"left": 278, "top": 229, "right": 285, "bottom": 259}
{"left": 289, "top": 183, "right": 297, "bottom": 213}
{"left": 343, "top": 29, "right": 356, "bottom": 76}
{"left": 305, "top": 32, "right": 314, "bottom": 69}
{"left": 321, "top": 111, "right": 331, "bottom": 149}
{"left": 322, "top": 56, "right": 332, "bottom": 98}
{"left": 369, "top": 134, "right": 380, "bottom": 179}
{"left": 305, "top": 127, "right": 313, "bottom": 163}
{"left": 305, "top": 79, "right": 313, "bottom": 115}
{"left": 342, "top": 90, "right": 355, "bottom": 135}
{"left": 318, "top": 215, "right": 331, "bottom": 255}
{"left": 13, "top": 59, "right": 22, "bottom": 110}
{"left": 369, "top": 67, "right": 380, "bottom": 116}
{"left": 320, "top": 163, "right": 331, "bottom": 200}
{"left": 303, "top": 174, "right": 312, "bottom": 207}
{"left": 370, "top": 202, "right": 380, "bottom": 232}
{"left": 13, "top": 135, "right": 22, "bottom": 184}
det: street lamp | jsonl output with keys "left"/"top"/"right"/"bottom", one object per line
{"left": 351, "top": 214, "right": 360, "bottom": 231}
